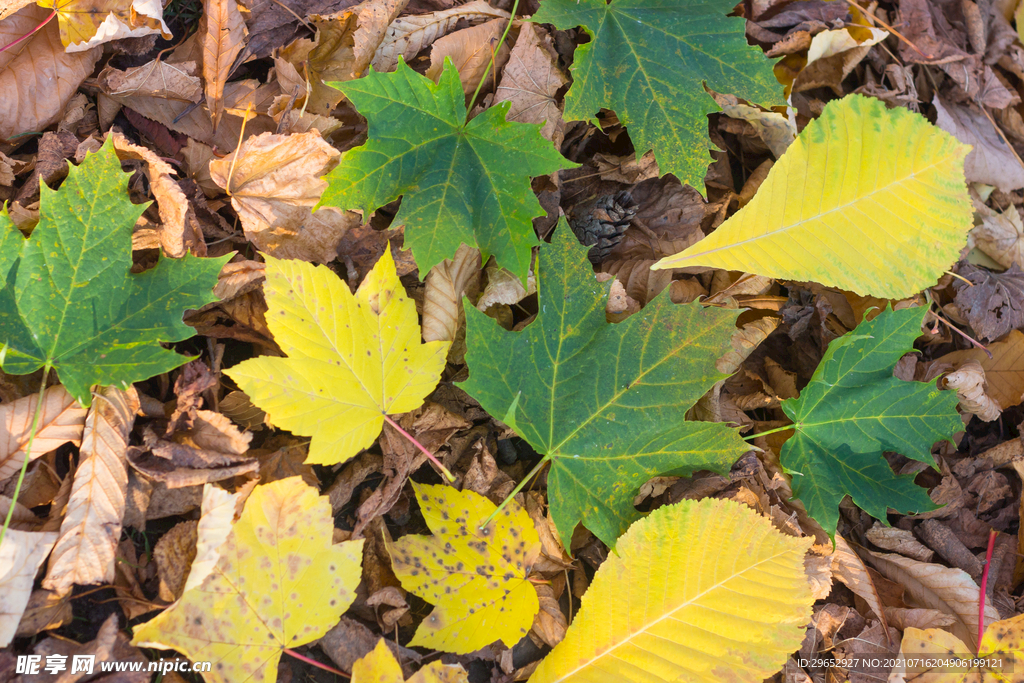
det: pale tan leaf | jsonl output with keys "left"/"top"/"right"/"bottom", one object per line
{"left": 43, "top": 387, "right": 139, "bottom": 594}
{"left": 0, "top": 0, "right": 32, "bottom": 21}
{"left": 371, "top": 0, "right": 510, "bottom": 72}
{"left": 202, "top": 0, "right": 247, "bottom": 132}
{"left": 883, "top": 606, "right": 956, "bottom": 631}
{"left": 0, "top": 386, "right": 86, "bottom": 484}
{"left": 715, "top": 317, "right": 781, "bottom": 374}
{"left": 14, "top": 589, "right": 73, "bottom": 638}
{"left": 182, "top": 484, "right": 243, "bottom": 592}
{"left": 793, "top": 27, "right": 888, "bottom": 94}
{"left": 311, "top": 0, "right": 409, "bottom": 81}
{"left": 0, "top": 529, "right": 57, "bottom": 647}
{"left": 209, "top": 131, "right": 362, "bottom": 262}
{"left": 425, "top": 19, "right": 510, "bottom": 95}
{"left": 493, "top": 22, "right": 568, "bottom": 147}
{"left": 423, "top": 245, "right": 482, "bottom": 343}
{"left": 831, "top": 536, "right": 889, "bottom": 628}
{"left": 935, "top": 329, "right": 1024, "bottom": 409}
{"left": 970, "top": 204, "right": 1024, "bottom": 270}
{"left": 711, "top": 92, "right": 796, "bottom": 159}
{"left": 218, "top": 392, "right": 268, "bottom": 430}
{"left": 934, "top": 95, "right": 1024, "bottom": 193}
{"left": 101, "top": 59, "right": 202, "bottom": 102}
{"left": 600, "top": 259, "right": 673, "bottom": 305}
{"left": 865, "top": 550, "right": 998, "bottom": 649}
{"left": 941, "top": 360, "right": 1002, "bottom": 422}
{"left": 178, "top": 410, "right": 253, "bottom": 455}
{"left": 0, "top": 6, "right": 101, "bottom": 140}
{"left": 865, "top": 522, "right": 935, "bottom": 562}
{"left": 0, "top": 495, "right": 39, "bottom": 531}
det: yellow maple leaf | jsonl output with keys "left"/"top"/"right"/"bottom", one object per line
{"left": 891, "top": 613, "right": 1024, "bottom": 682}
{"left": 528, "top": 498, "right": 813, "bottom": 683}
{"left": 352, "top": 640, "right": 469, "bottom": 682}
{"left": 388, "top": 483, "right": 542, "bottom": 654}
{"left": 39, "top": 0, "right": 170, "bottom": 50}
{"left": 131, "top": 477, "right": 363, "bottom": 683}
{"left": 224, "top": 248, "right": 450, "bottom": 466}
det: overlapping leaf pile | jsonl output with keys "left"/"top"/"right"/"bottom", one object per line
{"left": 3, "top": 0, "right": 1024, "bottom": 679}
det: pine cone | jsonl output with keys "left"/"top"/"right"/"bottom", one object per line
{"left": 567, "top": 191, "right": 637, "bottom": 264}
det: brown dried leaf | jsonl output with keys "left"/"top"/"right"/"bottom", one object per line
{"left": 0, "top": 6, "right": 101, "bottom": 140}
{"left": 832, "top": 536, "right": 889, "bottom": 629}
{"left": 426, "top": 19, "right": 510, "bottom": 95}
{"left": 104, "top": 59, "right": 202, "bottom": 102}
{"left": 935, "top": 330, "right": 1024, "bottom": 409}
{"left": 970, "top": 204, "right": 1024, "bottom": 271}
{"left": 865, "top": 522, "right": 935, "bottom": 562}
{"left": 209, "top": 131, "right": 362, "bottom": 262}
{"left": 0, "top": 386, "right": 86, "bottom": 484}
{"left": 422, "top": 244, "right": 482, "bottom": 344}
{"left": 953, "top": 263, "right": 1024, "bottom": 341}
{"left": 154, "top": 520, "right": 198, "bottom": 601}
{"left": 371, "top": 0, "right": 509, "bottom": 72}
{"left": 934, "top": 96, "right": 1024, "bottom": 193}
{"left": 600, "top": 259, "right": 672, "bottom": 305}
{"left": 312, "top": 0, "right": 410, "bottom": 82}
{"left": 493, "top": 22, "right": 568, "bottom": 148}
{"left": 202, "top": 0, "right": 247, "bottom": 132}
{"left": 716, "top": 317, "right": 781, "bottom": 375}
{"left": 43, "top": 387, "right": 139, "bottom": 594}
{"left": 476, "top": 262, "right": 535, "bottom": 310}
{"left": 942, "top": 359, "right": 1002, "bottom": 422}
{"left": 13, "top": 589, "right": 73, "bottom": 638}
{"left": 0, "top": 529, "right": 57, "bottom": 647}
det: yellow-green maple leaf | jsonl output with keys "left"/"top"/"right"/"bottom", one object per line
{"left": 388, "top": 483, "right": 542, "bottom": 654}
{"left": 529, "top": 498, "right": 813, "bottom": 683}
{"left": 653, "top": 94, "right": 972, "bottom": 298}
{"left": 893, "top": 613, "right": 1024, "bottom": 680}
{"left": 131, "top": 477, "right": 363, "bottom": 683}
{"left": 224, "top": 248, "right": 449, "bottom": 465}
{"left": 352, "top": 640, "right": 469, "bottom": 683}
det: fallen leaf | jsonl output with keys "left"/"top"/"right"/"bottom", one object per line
{"left": 103, "top": 59, "right": 203, "bottom": 102}
{"left": 311, "top": 0, "right": 410, "bottom": 85}
{"left": 422, "top": 244, "right": 482, "bottom": 345}
{"left": 0, "top": 5, "right": 101, "bottom": 140}
{"left": 0, "top": 529, "right": 57, "bottom": 647}
{"left": 154, "top": 520, "right": 198, "bottom": 601}
{"left": 352, "top": 639, "right": 468, "bottom": 682}
{"left": 493, "top": 22, "right": 568, "bottom": 148}
{"left": 13, "top": 589, "right": 73, "bottom": 638}
{"left": 43, "top": 387, "right": 139, "bottom": 594}
{"left": 954, "top": 263, "right": 1024, "bottom": 341}
{"left": 970, "top": 204, "right": 1024, "bottom": 271}
{"left": 425, "top": 18, "right": 509, "bottom": 95}
{"left": 42, "top": 0, "right": 170, "bottom": 50}
{"left": 934, "top": 329, "right": 1024, "bottom": 409}
{"left": 934, "top": 95, "right": 1024, "bottom": 193}
{"left": 0, "top": 385, "right": 85, "bottom": 486}
{"left": 132, "top": 477, "right": 364, "bottom": 683}
{"left": 942, "top": 360, "right": 1002, "bottom": 422}
{"left": 712, "top": 92, "right": 796, "bottom": 159}
{"left": 388, "top": 483, "right": 542, "bottom": 654}
{"left": 890, "top": 612, "right": 1024, "bottom": 680}
{"left": 832, "top": 536, "right": 890, "bottom": 628}
{"left": 225, "top": 248, "right": 449, "bottom": 465}
{"left": 530, "top": 498, "right": 813, "bottom": 683}
{"left": 865, "top": 522, "right": 935, "bottom": 563}
{"left": 202, "top": 0, "right": 247, "bottom": 132}
{"left": 210, "top": 131, "right": 362, "bottom": 263}
{"left": 793, "top": 26, "right": 888, "bottom": 94}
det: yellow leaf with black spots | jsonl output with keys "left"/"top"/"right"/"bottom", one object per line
{"left": 352, "top": 640, "right": 469, "bottom": 682}
{"left": 224, "top": 247, "right": 450, "bottom": 466}
{"left": 892, "top": 613, "right": 1024, "bottom": 681}
{"left": 388, "top": 483, "right": 542, "bottom": 654}
{"left": 131, "top": 477, "right": 363, "bottom": 683}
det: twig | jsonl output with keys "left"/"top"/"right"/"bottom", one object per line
{"left": 977, "top": 106, "right": 1024, "bottom": 176}
{"left": 381, "top": 413, "right": 455, "bottom": 482}
{"left": 927, "top": 307, "right": 992, "bottom": 359}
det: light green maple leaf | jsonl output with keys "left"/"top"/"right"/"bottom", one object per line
{"left": 531, "top": 0, "right": 781, "bottom": 192}
{"left": 318, "top": 58, "right": 574, "bottom": 282}
{"left": 0, "top": 138, "right": 228, "bottom": 406}
{"left": 461, "top": 219, "right": 749, "bottom": 548}
{"left": 781, "top": 307, "right": 963, "bottom": 534}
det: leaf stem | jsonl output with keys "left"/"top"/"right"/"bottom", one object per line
{"left": 743, "top": 423, "right": 797, "bottom": 440}
{"left": 0, "top": 9, "right": 56, "bottom": 54}
{"left": 282, "top": 648, "right": 350, "bottom": 678}
{"left": 479, "top": 455, "right": 549, "bottom": 529}
{"left": 464, "top": 0, "right": 520, "bottom": 121}
{"left": 978, "top": 529, "right": 997, "bottom": 653}
{"left": 0, "top": 363, "right": 52, "bottom": 549}
{"left": 381, "top": 413, "right": 455, "bottom": 482}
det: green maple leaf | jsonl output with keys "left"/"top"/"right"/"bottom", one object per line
{"left": 318, "top": 59, "right": 574, "bottom": 282}
{"left": 461, "top": 220, "right": 749, "bottom": 548}
{"left": 531, "top": 0, "right": 781, "bottom": 192}
{"left": 0, "top": 138, "right": 228, "bottom": 406}
{"left": 781, "top": 307, "right": 962, "bottom": 534}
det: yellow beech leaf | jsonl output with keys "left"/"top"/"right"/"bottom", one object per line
{"left": 223, "top": 248, "right": 450, "bottom": 465}
{"left": 131, "top": 477, "right": 363, "bottom": 683}
{"left": 388, "top": 483, "right": 542, "bottom": 654}
{"left": 352, "top": 639, "right": 469, "bottom": 682}
{"left": 39, "top": 0, "right": 170, "bottom": 50}
{"left": 529, "top": 498, "right": 813, "bottom": 683}
{"left": 891, "top": 613, "right": 1024, "bottom": 681}
{"left": 654, "top": 94, "right": 972, "bottom": 298}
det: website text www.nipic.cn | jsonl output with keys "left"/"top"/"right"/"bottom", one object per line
{"left": 15, "top": 655, "right": 212, "bottom": 676}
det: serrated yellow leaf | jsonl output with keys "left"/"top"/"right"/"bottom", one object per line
{"left": 892, "top": 614, "right": 1024, "bottom": 681}
{"left": 224, "top": 248, "right": 449, "bottom": 465}
{"left": 388, "top": 483, "right": 542, "bottom": 654}
{"left": 654, "top": 94, "right": 972, "bottom": 298}
{"left": 528, "top": 498, "right": 813, "bottom": 683}
{"left": 352, "top": 639, "right": 469, "bottom": 683}
{"left": 131, "top": 477, "right": 363, "bottom": 683}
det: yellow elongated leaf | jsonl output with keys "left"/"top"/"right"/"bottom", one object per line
{"left": 388, "top": 483, "right": 542, "bottom": 654}
{"left": 528, "top": 498, "right": 813, "bottom": 683}
{"left": 890, "top": 613, "right": 1024, "bottom": 681}
{"left": 0, "top": 385, "right": 86, "bottom": 483}
{"left": 352, "top": 639, "right": 469, "bottom": 682}
{"left": 44, "top": 386, "right": 139, "bottom": 594}
{"left": 132, "top": 477, "right": 363, "bottom": 683}
{"left": 224, "top": 248, "right": 449, "bottom": 465}
{"left": 654, "top": 94, "right": 972, "bottom": 298}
